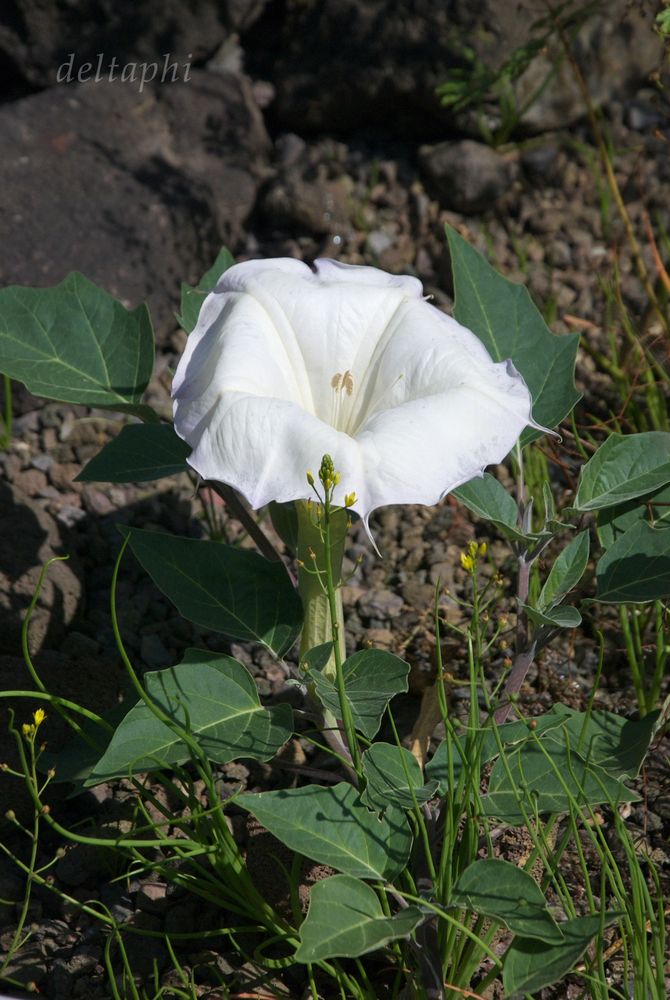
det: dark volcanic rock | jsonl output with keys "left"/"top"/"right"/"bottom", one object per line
{"left": 0, "top": 70, "right": 270, "bottom": 340}
{"left": 419, "top": 140, "right": 518, "bottom": 214}
{"left": 0, "top": 481, "right": 82, "bottom": 655}
{"left": 250, "top": 0, "right": 663, "bottom": 137}
{"left": 0, "top": 0, "right": 269, "bottom": 88}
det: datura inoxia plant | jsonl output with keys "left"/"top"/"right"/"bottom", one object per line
{"left": 0, "top": 228, "right": 666, "bottom": 1000}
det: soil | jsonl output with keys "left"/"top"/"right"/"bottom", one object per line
{"left": 0, "top": 3, "right": 669, "bottom": 998}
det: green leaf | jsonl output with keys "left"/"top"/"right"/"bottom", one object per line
{"left": 41, "top": 703, "right": 131, "bottom": 788}
{"left": 122, "top": 527, "right": 302, "bottom": 656}
{"left": 301, "top": 643, "right": 334, "bottom": 672}
{"left": 426, "top": 715, "right": 568, "bottom": 795}
{"left": 503, "top": 914, "right": 616, "bottom": 994}
{"left": 595, "top": 521, "right": 670, "bottom": 603}
{"left": 179, "top": 247, "right": 234, "bottom": 333}
{"left": 238, "top": 783, "right": 413, "bottom": 880}
{"left": 597, "top": 481, "right": 670, "bottom": 549}
{"left": 295, "top": 875, "right": 423, "bottom": 962}
{"left": 453, "top": 474, "right": 526, "bottom": 542}
{"left": 306, "top": 649, "right": 410, "bottom": 739}
{"left": 268, "top": 501, "right": 299, "bottom": 554}
{"left": 425, "top": 734, "right": 467, "bottom": 794}
{"left": 575, "top": 432, "right": 670, "bottom": 511}
{"left": 77, "top": 423, "right": 191, "bottom": 483}
{"left": 446, "top": 225, "right": 580, "bottom": 442}
{"left": 547, "top": 705, "right": 658, "bottom": 780}
{"left": 0, "top": 273, "right": 155, "bottom": 418}
{"left": 538, "top": 530, "right": 589, "bottom": 612}
{"left": 451, "top": 859, "right": 562, "bottom": 942}
{"left": 85, "top": 650, "right": 293, "bottom": 784}
{"left": 520, "top": 602, "right": 582, "bottom": 629}
{"left": 482, "top": 740, "right": 637, "bottom": 823}
{"left": 361, "top": 743, "right": 439, "bottom": 811}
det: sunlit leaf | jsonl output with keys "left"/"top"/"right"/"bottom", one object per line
{"left": 86, "top": 650, "right": 293, "bottom": 784}
{"left": 447, "top": 225, "right": 580, "bottom": 443}
{"left": 238, "top": 783, "right": 412, "bottom": 880}
{"left": 0, "top": 272, "right": 155, "bottom": 418}
{"left": 295, "top": 875, "right": 423, "bottom": 961}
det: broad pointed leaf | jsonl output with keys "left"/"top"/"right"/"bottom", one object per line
{"left": 0, "top": 273, "right": 155, "bottom": 418}
{"left": 238, "top": 783, "right": 413, "bottom": 880}
{"left": 482, "top": 741, "right": 637, "bottom": 823}
{"left": 77, "top": 423, "right": 191, "bottom": 482}
{"left": 295, "top": 875, "right": 423, "bottom": 962}
{"left": 122, "top": 527, "right": 302, "bottom": 656}
{"left": 538, "top": 530, "right": 589, "bottom": 611}
{"left": 575, "top": 432, "right": 670, "bottom": 511}
{"left": 86, "top": 650, "right": 293, "bottom": 784}
{"left": 521, "top": 602, "right": 582, "bottom": 629}
{"left": 306, "top": 649, "right": 409, "bottom": 740}
{"left": 595, "top": 521, "right": 670, "bottom": 603}
{"left": 451, "top": 859, "right": 562, "bottom": 942}
{"left": 453, "top": 473, "right": 528, "bottom": 543}
{"left": 179, "top": 247, "right": 235, "bottom": 333}
{"left": 545, "top": 705, "right": 658, "bottom": 780}
{"left": 597, "top": 481, "right": 670, "bottom": 549}
{"left": 447, "top": 225, "right": 580, "bottom": 442}
{"left": 503, "top": 914, "right": 618, "bottom": 995}
{"left": 361, "top": 743, "right": 438, "bottom": 810}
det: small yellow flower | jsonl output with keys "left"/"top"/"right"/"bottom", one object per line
{"left": 306, "top": 470, "right": 315, "bottom": 486}
{"left": 460, "top": 552, "right": 475, "bottom": 572}
{"left": 468, "top": 540, "right": 478, "bottom": 557}
{"left": 33, "top": 709, "right": 46, "bottom": 727}
{"left": 22, "top": 723, "right": 35, "bottom": 738}
{"left": 478, "top": 542, "right": 487, "bottom": 557}
{"left": 344, "top": 491, "right": 357, "bottom": 508}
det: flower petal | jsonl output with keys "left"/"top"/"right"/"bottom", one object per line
{"left": 181, "top": 392, "right": 369, "bottom": 511}
{"left": 353, "top": 362, "right": 533, "bottom": 518}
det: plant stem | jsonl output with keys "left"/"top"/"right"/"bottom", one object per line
{"left": 205, "top": 481, "right": 284, "bottom": 564}
{"left": 296, "top": 500, "right": 347, "bottom": 677}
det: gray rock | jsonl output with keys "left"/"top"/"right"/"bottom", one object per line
{"left": 0, "top": 70, "right": 270, "bottom": 341}
{"left": 0, "top": 940, "right": 48, "bottom": 987}
{"left": 0, "top": 481, "right": 82, "bottom": 655}
{"left": 357, "top": 589, "right": 404, "bottom": 621}
{"left": 0, "top": 1, "right": 268, "bottom": 88}
{"left": 419, "top": 140, "right": 517, "bottom": 214}
{"left": 256, "top": 0, "right": 662, "bottom": 137}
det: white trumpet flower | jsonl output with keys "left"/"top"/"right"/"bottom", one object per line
{"left": 172, "top": 257, "right": 539, "bottom": 526}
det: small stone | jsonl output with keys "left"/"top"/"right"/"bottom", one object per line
{"left": 357, "top": 589, "right": 404, "bottom": 621}
{"left": 364, "top": 628, "right": 394, "bottom": 650}
{"left": 137, "top": 881, "right": 169, "bottom": 915}
{"left": 60, "top": 631, "right": 101, "bottom": 658}
{"left": 366, "top": 228, "right": 393, "bottom": 257}
{"left": 82, "top": 488, "right": 114, "bottom": 516}
{"left": 31, "top": 453, "right": 54, "bottom": 472}
{"left": 419, "top": 140, "right": 517, "bottom": 214}
{"left": 140, "top": 632, "right": 172, "bottom": 667}
{"left": 48, "top": 462, "right": 83, "bottom": 491}
{"left": 55, "top": 504, "right": 86, "bottom": 528}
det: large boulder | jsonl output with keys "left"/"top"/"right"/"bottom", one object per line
{"left": 248, "top": 0, "right": 663, "bottom": 137}
{"left": 0, "top": 70, "right": 271, "bottom": 340}
{"left": 0, "top": 0, "right": 269, "bottom": 88}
